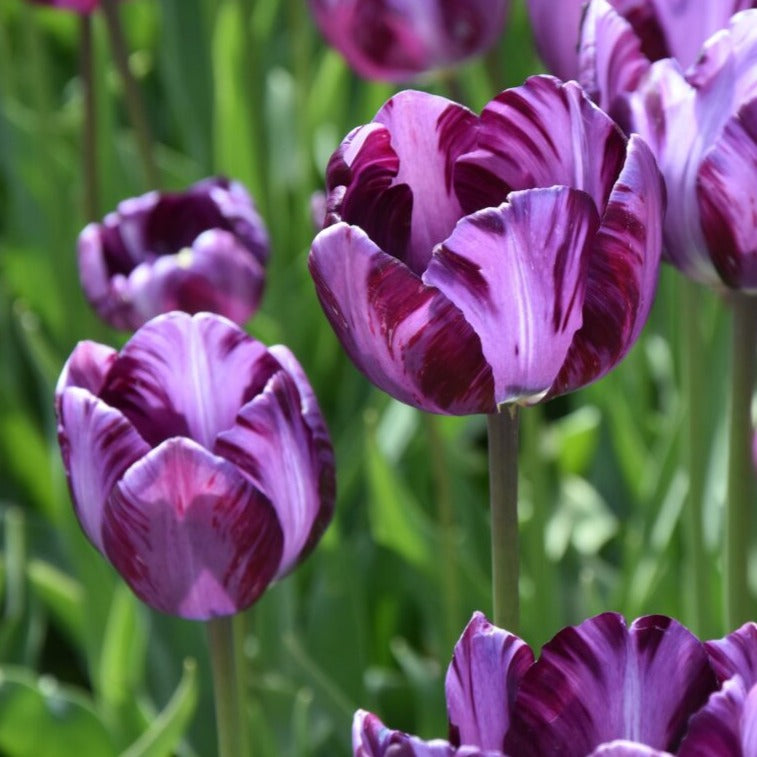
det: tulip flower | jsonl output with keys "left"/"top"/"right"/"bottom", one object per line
{"left": 309, "top": 76, "right": 664, "bottom": 416}
{"left": 55, "top": 311, "right": 335, "bottom": 619}
{"left": 78, "top": 178, "right": 269, "bottom": 330}
{"left": 354, "top": 612, "right": 719, "bottom": 757}
{"left": 619, "top": 9, "right": 757, "bottom": 290}
{"left": 307, "top": 0, "right": 509, "bottom": 82}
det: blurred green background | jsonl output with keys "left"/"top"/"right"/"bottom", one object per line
{"left": 0, "top": 0, "right": 736, "bottom": 754}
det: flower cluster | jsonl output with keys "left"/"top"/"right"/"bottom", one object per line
{"left": 355, "top": 612, "right": 757, "bottom": 756}
{"left": 55, "top": 312, "right": 335, "bottom": 620}
{"left": 309, "top": 76, "right": 664, "bottom": 414}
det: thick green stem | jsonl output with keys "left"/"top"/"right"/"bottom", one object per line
{"left": 488, "top": 407, "right": 520, "bottom": 632}
{"left": 100, "top": 0, "right": 159, "bottom": 188}
{"left": 423, "top": 413, "right": 460, "bottom": 650}
{"left": 725, "top": 293, "right": 757, "bottom": 630}
{"left": 682, "top": 279, "right": 708, "bottom": 635}
{"left": 207, "top": 616, "right": 245, "bottom": 757}
{"left": 79, "top": 15, "right": 98, "bottom": 221}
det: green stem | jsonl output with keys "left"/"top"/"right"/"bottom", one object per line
{"left": 682, "top": 279, "right": 708, "bottom": 635}
{"left": 488, "top": 406, "right": 520, "bottom": 632}
{"left": 79, "top": 14, "right": 98, "bottom": 221}
{"left": 100, "top": 0, "right": 159, "bottom": 188}
{"left": 207, "top": 616, "right": 245, "bottom": 757}
{"left": 725, "top": 292, "right": 757, "bottom": 630}
{"left": 423, "top": 413, "right": 460, "bottom": 650}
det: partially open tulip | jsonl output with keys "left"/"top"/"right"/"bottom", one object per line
{"left": 309, "top": 77, "right": 664, "bottom": 415}
{"left": 622, "top": 10, "right": 757, "bottom": 289}
{"left": 354, "top": 612, "right": 719, "bottom": 757}
{"left": 78, "top": 178, "right": 269, "bottom": 330}
{"left": 55, "top": 312, "right": 335, "bottom": 619}
{"left": 307, "top": 0, "right": 509, "bottom": 82}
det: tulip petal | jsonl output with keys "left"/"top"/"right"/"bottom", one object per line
{"left": 55, "top": 340, "right": 117, "bottom": 399}
{"left": 425, "top": 187, "right": 597, "bottom": 405}
{"left": 504, "top": 613, "right": 717, "bottom": 756}
{"left": 103, "top": 437, "right": 283, "bottom": 619}
{"left": 215, "top": 368, "right": 333, "bottom": 577}
{"left": 578, "top": 0, "right": 651, "bottom": 117}
{"left": 100, "top": 312, "right": 279, "bottom": 448}
{"left": 445, "top": 611, "right": 533, "bottom": 751}
{"left": 550, "top": 135, "right": 664, "bottom": 397}
{"left": 309, "top": 222, "right": 495, "bottom": 414}
{"left": 589, "top": 741, "right": 672, "bottom": 757}
{"left": 455, "top": 77, "right": 626, "bottom": 219}
{"left": 118, "top": 229, "right": 266, "bottom": 329}
{"left": 526, "top": 0, "right": 584, "bottom": 80}
{"left": 697, "top": 100, "right": 757, "bottom": 290}
{"left": 57, "top": 387, "right": 150, "bottom": 552}
{"left": 705, "top": 621, "right": 757, "bottom": 685}
{"left": 372, "top": 91, "right": 478, "bottom": 274}
{"left": 353, "top": 711, "right": 456, "bottom": 757}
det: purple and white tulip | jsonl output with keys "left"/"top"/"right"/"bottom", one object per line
{"left": 353, "top": 612, "right": 723, "bottom": 757}
{"left": 78, "top": 177, "right": 269, "bottom": 330}
{"left": 623, "top": 10, "right": 757, "bottom": 290}
{"left": 526, "top": 0, "right": 755, "bottom": 106}
{"left": 55, "top": 312, "right": 335, "bottom": 620}
{"left": 309, "top": 77, "right": 664, "bottom": 415}
{"left": 307, "top": 0, "right": 509, "bottom": 82}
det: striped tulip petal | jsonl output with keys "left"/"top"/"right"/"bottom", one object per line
{"left": 99, "top": 312, "right": 278, "bottom": 448}
{"left": 57, "top": 388, "right": 150, "bottom": 551}
{"left": 705, "top": 622, "right": 757, "bottom": 685}
{"left": 504, "top": 613, "right": 717, "bottom": 756}
{"left": 424, "top": 187, "right": 597, "bottom": 406}
{"left": 55, "top": 340, "right": 117, "bottom": 399}
{"left": 103, "top": 438, "right": 283, "bottom": 619}
{"left": 445, "top": 612, "right": 533, "bottom": 750}
{"left": 678, "top": 676, "right": 757, "bottom": 756}
{"left": 309, "top": 222, "right": 495, "bottom": 414}
{"left": 589, "top": 742, "right": 672, "bottom": 757}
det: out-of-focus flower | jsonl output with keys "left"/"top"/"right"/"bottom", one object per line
{"left": 55, "top": 312, "right": 335, "bottom": 619}
{"left": 26, "top": 0, "right": 108, "bottom": 12}
{"left": 309, "top": 77, "right": 664, "bottom": 415}
{"left": 78, "top": 178, "right": 269, "bottom": 330}
{"left": 623, "top": 10, "right": 757, "bottom": 289}
{"left": 354, "top": 612, "right": 718, "bottom": 756}
{"left": 307, "top": 0, "right": 509, "bottom": 82}
{"left": 526, "top": 0, "right": 755, "bottom": 108}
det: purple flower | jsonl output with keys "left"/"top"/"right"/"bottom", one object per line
{"left": 623, "top": 10, "right": 757, "bottom": 289}
{"left": 307, "top": 0, "right": 509, "bottom": 82}
{"left": 309, "top": 77, "right": 664, "bottom": 415}
{"left": 353, "top": 612, "right": 719, "bottom": 757}
{"left": 54, "top": 312, "right": 335, "bottom": 619}
{"left": 526, "top": 0, "right": 755, "bottom": 107}
{"left": 78, "top": 178, "right": 269, "bottom": 331}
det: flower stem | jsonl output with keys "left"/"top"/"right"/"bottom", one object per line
{"left": 207, "top": 616, "right": 245, "bottom": 757}
{"left": 682, "top": 279, "right": 708, "bottom": 635}
{"left": 488, "top": 406, "right": 520, "bottom": 632}
{"left": 725, "top": 292, "right": 757, "bottom": 630}
{"left": 100, "top": 0, "right": 159, "bottom": 189}
{"left": 79, "top": 14, "right": 98, "bottom": 221}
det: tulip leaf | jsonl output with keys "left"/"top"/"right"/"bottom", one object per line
{"left": 119, "top": 659, "right": 198, "bottom": 757}
{"left": 0, "top": 667, "right": 116, "bottom": 757}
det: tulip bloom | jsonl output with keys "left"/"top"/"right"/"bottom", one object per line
{"left": 307, "top": 0, "right": 509, "bottom": 82}
{"left": 354, "top": 612, "right": 719, "bottom": 756}
{"left": 622, "top": 10, "right": 757, "bottom": 289}
{"left": 309, "top": 77, "right": 664, "bottom": 415}
{"left": 55, "top": 312, "right": 335, "bottom": 619}
{"left": 78, "top": 178, "right": 269, "bottom": 330}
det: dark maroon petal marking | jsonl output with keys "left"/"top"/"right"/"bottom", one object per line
{"left": 55, "top": 340, "right": 117, "bottom": 401}
{"left": 103, "top": 438, "right": 283, "bottom": 619}
{"left": 309, "top": 223, "right": 495, "bottom": 414}
{"left": 697, "top": 99, "right": 757, "bottom": 290}
{"left": 550, "top": 135, "right": 663, "bottom": 398}
{"left": 504, "top": 613, "right": 717, "bottom": 756}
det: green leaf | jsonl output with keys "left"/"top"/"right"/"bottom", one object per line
{"left": 0, "top": 667, "right": 116, "bottom": 757}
